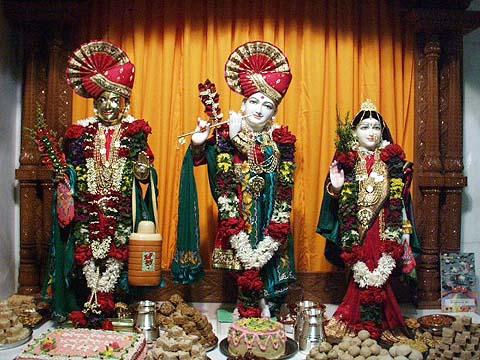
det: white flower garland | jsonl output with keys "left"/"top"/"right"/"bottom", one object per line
{"left": 230, "top": 231, "right": 280, "bottom": 270}
{"left": 83, "top": 258, "right": 123, "bottom": 293}
{"left": 218, "top": 195, "right": 240, "bottom": 219}
{"left": 271, "top": 201, "right": 291, "bottom": 223}
{"left": 352, "top": 253, "right": 396, "bottom": 288}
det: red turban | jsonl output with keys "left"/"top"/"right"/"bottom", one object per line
{"left": 66, "top": 40, "right": 134, "bottom": 99}
{"left": 225, "top": 41, "right": 291, "bottom": 106}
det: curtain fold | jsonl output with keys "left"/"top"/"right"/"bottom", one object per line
{"left": 72, "top": 0, "right": 414, "bottom": 272}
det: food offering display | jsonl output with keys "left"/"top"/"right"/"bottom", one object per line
{"left": 425, "top": 316, "right": 480, "bottom": 359}
{"left": 306, "top": 329, "right": 423, "bottom": 360}
{"left": 146, "top": 325, "right": 207, "bottom": 360}
{"left": 155, "top": 295, "right": 217, "bottom": 350}
{"left": 0, "top": 301, "right": 31, "bottom": 349}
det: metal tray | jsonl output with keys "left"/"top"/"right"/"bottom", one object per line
{"left": 204, "top": 336, "right": 218, "bottom": 352}
{"left": 0, "top": 328, "right": 32, "bottom": 351}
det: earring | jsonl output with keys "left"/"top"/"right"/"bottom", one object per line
{"left": 351, "top": 136, "right": 359, "bottom": 150}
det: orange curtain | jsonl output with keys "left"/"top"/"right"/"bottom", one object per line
{"left": 72, "top": 0, "right": 414, "bottom": 272}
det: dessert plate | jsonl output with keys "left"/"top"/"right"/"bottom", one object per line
{"left": 219, "top": 337, "right": 298, "bottom": 359}
{"left": 0, "top": 328, "right": 32, "bottom": 351}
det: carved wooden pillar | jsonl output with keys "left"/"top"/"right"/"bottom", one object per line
{"left": 415, "top": 36, "right": 443, "bottom": 308}
{"left": 14, "top": 26, "right": 74, "bottom": 295}
{"left": 406, "top": 2, "right": 480, "bottom": 307}
{"left": 439, "top": 33, "right": 467, "bottom": 253}
{"left": 16, "top": 28, "right": 49, "bottom": 294}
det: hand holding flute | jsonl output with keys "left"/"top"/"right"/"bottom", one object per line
{"left": 178, "top": 111, "right": 250, "bottom": 147}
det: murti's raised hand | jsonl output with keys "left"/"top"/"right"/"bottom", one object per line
{"left": 228, "top": 111, "right": 243, "bottom": 139}
{"left": 191, "top": 118, "right": 211, "bottom": 146}
{"left": 329, "top": 160, "right": 344, "bottom": 193}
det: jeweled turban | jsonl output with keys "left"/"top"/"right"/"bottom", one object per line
{"left": 224, "top": 41, "right": 291, "bottom": 106}
{"left": 66, "top": 40, "right": 134, "bottom": 99}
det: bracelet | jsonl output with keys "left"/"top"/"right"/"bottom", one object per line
{"left": 402, "top": 220, "right": 413, "bottom": 234}
{"left": 326, "top": 182, "right": 340, "bottom": 198}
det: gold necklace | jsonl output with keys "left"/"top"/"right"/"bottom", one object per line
{"left": 355, "top": 149, "right": 389, "bottom": 232}
{"left": 242, "top": 128, "right": 280, "bottom": 198}
{"left": 93, "top": 123, "right": 124, "bottom": 194}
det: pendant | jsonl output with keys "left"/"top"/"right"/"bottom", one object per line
{"left": 366, "top": 185, "right": 374, "bottom": 193}
{"left": 249, "top": 175, "right": 265, "bottom": 198}
{"left": 105, "top": 160, "right": 110, "bottom": 168}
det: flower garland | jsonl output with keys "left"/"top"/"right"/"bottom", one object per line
{"left": 63, "top": 115, "right": 152, "bottom": 327}
{"left": 352, "top": 253, "right": 396, "bottom": 288}
{"left": 230, "top": 232, "right": 280, "bottom": 270}
{"left": 214, "top": 124, "right": 295, "bottom": 318}
{"left": 334, "top": 142, "right": 408, "bottom": 336}
{"left": 215, "top": 125, "right": 295, "bottom": 270}
{"left": 82, "top": 258, "right": 123, "bottom": 294}
{"left": 336, "top": 144, "right": 406, "bottom": 250}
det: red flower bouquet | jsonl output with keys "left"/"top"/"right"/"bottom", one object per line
{"left": 272, "top": 126, "right": 296, "bottom": 145}
{"left": 340, "top": 246, "right": 364, "bottom": 266}
{"left": 335, "top": 151, "right": 358, "bottom": 170}
{"left": 97, "top": 292, "right": 115, "bottom": 313}
{"left": 109, "top": 243, "right": 128, "bottom": 262}
{"left": 70, "top": 310, "right": 88, "bottom": 327}
{"left": 64, "top": 125, "right": 85, "bottom": 140}
{"left": 265, "top": 222, "right": 290, "bottom": 244}
{"left": 124, "top": 119, "right": 152, "bottom": 137}
{"left": 237, "top": 304, "right": 262, "bottom": 318}
{"left": 359, "top": 288, "right": 386, "bottom": 305}
{"left": 237, "top": 270, "right": 264, "bottom": 292}
{"left": 101, "top": 320, "right": 114, "bottom": 331}
{"left": 380, "top": 144, "right": 405, "bottom": 163}
{"left": 380, "top": 241, "right": 404, "bottom": 261}
{"left": 74, "top": 245, "right": 93, "bottom": 266}
{"left": 216, "top": 218, "right": 245, "bottom": 244}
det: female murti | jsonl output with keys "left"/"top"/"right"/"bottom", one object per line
{"left": 317, "top": 100, "right": 420, "bottom": 338}
{"left": 43, "top": 41, "right": 157, "bottom": 327}
{"left": 172, "top": 41, "right": 296, "bottom": 317}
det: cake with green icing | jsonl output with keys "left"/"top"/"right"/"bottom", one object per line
{"left": 227, "top": 318, "right": 286, "bottom": 359}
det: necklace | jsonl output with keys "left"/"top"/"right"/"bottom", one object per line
{"left": 354, "top": 149, "right": 389, "bottom": 231}
{"left": 87, "top": 123, "right": 126, "bottom": 194}
{"left": 241, "top": 128, "right": 280, "bottom": 197}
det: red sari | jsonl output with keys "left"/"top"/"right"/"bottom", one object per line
{"left": 330, "top": 154, "right": 405, "bottom": 334}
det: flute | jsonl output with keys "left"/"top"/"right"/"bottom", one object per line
{"left": 176, "top": 114, "right": 251, "bottom": 146}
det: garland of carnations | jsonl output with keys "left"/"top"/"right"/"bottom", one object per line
{"left": 215, "top": 124, "right": 295, "bottom": 270}
{"left": 64, "top": 115, "right": 152, "bottom": 327}
{"left": 335, "top": 142, "right": 407, "bottom": 336}
{"left": 214, "top": 124, "right": 295, "bottom": 317}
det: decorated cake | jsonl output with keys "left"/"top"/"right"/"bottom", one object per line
{"left": 227, "top": 318, "right": 286, "bottom": 359}
{"left": 18, "top": 328, "right": 146, "bottom": 360}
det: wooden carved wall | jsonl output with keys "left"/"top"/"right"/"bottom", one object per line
{"left": 7, "top": 1, "right": 480, "bottom": 305}
{"left": 406, "top": 5, "right": 480, "bottom": 308}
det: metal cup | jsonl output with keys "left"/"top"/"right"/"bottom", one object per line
{"left": 134, "top": 300, "right": 158, "bottom": 342}
{"left": 293, "top": 300, "right": 318, "bottom": 342}
{"left": 298, "top": 307, "right": 326, "bottom": 352}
